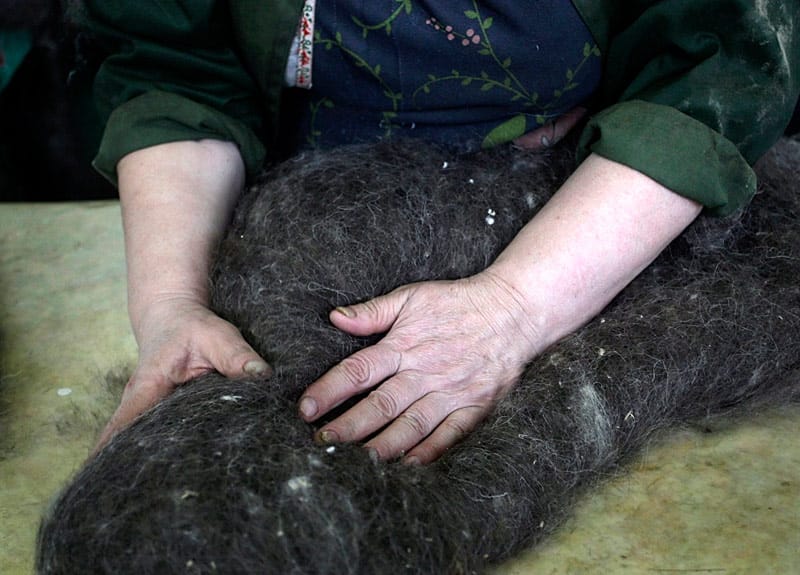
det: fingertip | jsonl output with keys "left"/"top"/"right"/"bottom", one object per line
{"left": 330, "top": 293, "right": 402, "bottom": 336}
{"left": 332, "top": 306, "right": 356, "bottom": 319}
{"left": 315, "top": 429, "right": 339, "bottom": 445}
{"left": 366, "top": 446, "right": 380, "bottom": 463}
{"left": 206, "top": 320, "right": 271, "bottom": 378}
{"left": 329, "top": 306, "right": 362, "bottom": 332}
{"left": 244, "top": 359, "right": 272, "bottom": 378}
{"left": 298, "top": 396, "right": 318, "bottom": 420}
{"left": 403, "top": 445, "right": 438, "bottom": 466}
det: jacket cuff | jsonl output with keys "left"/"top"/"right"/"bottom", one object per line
{"left": 93, "top": 90, "right": 266, "bottom": 186}
{"left": 578, "top": 100, "right": 756, "bottom": 216}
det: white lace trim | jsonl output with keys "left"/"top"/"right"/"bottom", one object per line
{"left": 284, "top": 0, "right": 316, "bottom": 88}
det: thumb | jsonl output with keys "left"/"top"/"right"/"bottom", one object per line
{"left": 330, "top": 287, "right": 410, "bottom": 336}
{"left": 202, "top": 318, "right": 272, "bottom": 379}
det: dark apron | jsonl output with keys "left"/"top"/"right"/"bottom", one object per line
{"left": 292, "top": 0, "right": 601, "bottom": 153}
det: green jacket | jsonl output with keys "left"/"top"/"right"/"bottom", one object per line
{"left": 85, "top": 0, "right": 800, "bottom": 215}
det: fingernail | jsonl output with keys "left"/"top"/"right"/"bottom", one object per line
{"left": 318, "top": 429, "right": 338, "bottom": 444}
{"left": 366, "top": 447, "right": 380, "bottom": 463}
{"left": 299, "top": 397, "right": 318, "bottom": 419}
{"left": 244, "top": 360, "right": 270, "bottom": 376}
{"left": 403, "top": 455, "right": 421, "bottom": 467}
{"left": 334, "top": 306, "right": 356, "bottom": 319}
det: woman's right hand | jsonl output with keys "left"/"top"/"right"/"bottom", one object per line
{"left": 97, "top": 138, "right": 261, "bottom": 451}
{"left": 96, "top": 296, "right": 270, "bottom": 449}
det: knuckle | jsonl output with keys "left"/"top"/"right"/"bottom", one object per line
{"left": 397, "top": 409, "right": 431, "bottom": 438}
{"left": 441, "top": 415, "right": 471, "bottom": 440}
{"left": 362, "top": 297, "right": 392, "bottom": 326}
{"left": 360, "top": 297, "right": 382, "bottom": 316}
{"left": 339, "top": 354, "right": 375, "bottom": 389}
{"left": 471, "top": 383, "right": 500, "bottom": 405}
{"left": 366, "top": 388, "right": 400, "bottom": 419}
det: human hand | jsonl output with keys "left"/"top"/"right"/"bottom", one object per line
{"left": 513, "top": 106, "right": 586, "bottom": 150}
{"left": 95, "top": 297, "right": 271, "bottom": 450}
{"left": 297, "top": 272, "right": 543, "bottom": 464}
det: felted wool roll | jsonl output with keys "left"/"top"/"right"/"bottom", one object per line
{"left": 36, "top": 138, "right": 800, "bottom": 575}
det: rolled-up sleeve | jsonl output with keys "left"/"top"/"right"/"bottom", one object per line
{"left": 576, "top": 0, "right": 800, "bottom": 215}
{"left": 85, "top": 0, "right": 267, "bottom": 185}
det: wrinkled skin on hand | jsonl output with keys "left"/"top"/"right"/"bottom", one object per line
{"left": 299, "top": 271, "right": 542, "bottom": 464}
{"left": 96, "top": 296, "right": 270, "bottom": 449}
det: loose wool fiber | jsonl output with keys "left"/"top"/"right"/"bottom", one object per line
{"left": 37, "top": 138, "right": 800, "bottom": 574}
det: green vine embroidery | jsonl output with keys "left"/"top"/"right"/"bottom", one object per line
{"left": 313, "top": 29, "right": 406, "bottom": 138}
{"left": 413, "top": 1, "right": 600, "bottom": 121}
{"left": 548, "top": 41, "right": 602, "bottom": 114}
{"left": 315, "top": 30, "right": 404, "bottom": 116}
{"left": 351, "top": 0, "right": 413, "bottom": 38}
{"left": 309, "top": 2, "right": 601, "bottom": 146}
{"left": 306, "top": 97, "right": 334, "bottom": 148}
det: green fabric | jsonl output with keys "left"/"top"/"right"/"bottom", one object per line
{"left": 572, "top": 0, "right": 800, "bottom": 214}
{"left": 579, "top": 101, "right": 756, "bottom": 216}
{"left": 84, "top": 0, "right": 302, "bottom": 184}
{"left": 227, "top": 0, "right": 304, "bottom": 139}
{"left": 0, "top": 29, "right": 33, "bottom": 93}
{"left": 84, "top": 0, "right": 800, "bottom": 215}
{"left": 570, "top": 0, "right": 612, "bottom": 54}
{"left": 93, "top": 91, "right": 266, "bottom": 184}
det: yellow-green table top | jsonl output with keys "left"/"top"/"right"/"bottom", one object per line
{"left": 1, "top": 201, "right": 798, "bottom": 574}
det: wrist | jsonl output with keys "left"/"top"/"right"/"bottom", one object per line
{"left": 118, "top": 139, "right": 246, "bottom": 341}
{"left": 128, "top": 284, "right": 209, "bottom": 331}
{"left": 466, "top": 270, "right": 553, "bottom": 359}
{"left": 485, "top": 154, "right": 701, "bottom": 347}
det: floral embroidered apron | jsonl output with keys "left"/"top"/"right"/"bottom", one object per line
{"left": 287, "top": 1, "right": 601, "bottom": 153}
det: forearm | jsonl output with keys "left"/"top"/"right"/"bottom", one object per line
{"left": 118, "top": 139, "right": 246, "bottom": 341}
{"left": 486, "top": 153, "right": 702, "bottom": 353}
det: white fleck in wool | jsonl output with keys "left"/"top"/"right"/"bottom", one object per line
{"left": 576, "top": 383, "right": 613, "bottom": 461}
{"left": 286, "top": 476, "right": 312, "bottom": 492}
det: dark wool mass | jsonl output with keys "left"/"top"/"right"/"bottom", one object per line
{"left": 37, "top": 138, "right": 800, "bottom": 574}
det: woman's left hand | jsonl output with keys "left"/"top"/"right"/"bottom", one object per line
{"left": 297, "top": 272, "right": 543, "bottom": 465}
{"left": 298, "top": 153, "right": 704, "bottom": 465}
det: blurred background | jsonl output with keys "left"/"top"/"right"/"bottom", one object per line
{"left": 1, "top": 0, "right": 113, "bottom": 201}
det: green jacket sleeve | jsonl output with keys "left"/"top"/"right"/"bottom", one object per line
{"left": 574, "top": 0, "right": 800, "bottom": 215}
{"left": 84, "top": 0, "right": 268, "bottom": 185}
